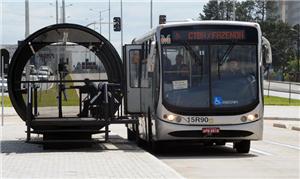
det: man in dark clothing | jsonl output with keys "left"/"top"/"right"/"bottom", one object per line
{"left": 78, "top": 78, "right": 99, "bottom": 117}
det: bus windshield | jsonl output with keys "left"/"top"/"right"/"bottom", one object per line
{"left": 162, "top": 43, "right": 257, "bottom": 110}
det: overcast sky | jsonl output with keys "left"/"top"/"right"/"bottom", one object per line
{"left": 1, "top": 0, "right": 208, "bottom": 53}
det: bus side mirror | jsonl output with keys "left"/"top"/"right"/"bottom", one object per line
{"left": 262, "top": 36, "right": 272, "bottom": 66}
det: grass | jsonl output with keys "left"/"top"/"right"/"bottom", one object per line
{"left": 1, "top": 75, "right": 79, "bottom": 107}
{"left": 0, "top": 96, "right": 12, "bottom": 107}
{"left": 264, "top": 95, "right": 300, "bottom": 106}
{"left": 34, "top": 75, "right": 79, "bottom": 107}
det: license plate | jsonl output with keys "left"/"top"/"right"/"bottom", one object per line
{"left": 202, "top": 128, "right": 220, "bottom": 134}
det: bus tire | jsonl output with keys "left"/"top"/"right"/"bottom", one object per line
{"left": 234, "top": 140, "right": 250, "bottom": 153}
{"left": 216, "top": 141, "right": 226, "bottom": 146}
{"left": 127, "top": 128, "right": 136, "bottom": 141}
{"left": 204, "top": 141, "right": 214, "bottom": 146}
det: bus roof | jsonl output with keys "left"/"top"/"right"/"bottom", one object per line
{"left": 159, "top": 20, "right": 259, "bottom": 29}
{"left": 132, "top": 20, "right": 260, "bottom": 44}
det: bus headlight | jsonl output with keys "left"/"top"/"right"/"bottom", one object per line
{"left": 241, "top": 114, "right": 259, "bottom": 122}
{"left": 240, "top": 116, "right": 247, "bottom": 122}
{"left": 167, "top": 114, "right": 175, "bottom": 121}
{"left": 175, "top": 116, "right": 182, "bottom": 123}
{"left": 247, "top": 114, "right": 255, "bottom": 121}
{"left": 163, "top": 114, "right": 182, "bottom": 123}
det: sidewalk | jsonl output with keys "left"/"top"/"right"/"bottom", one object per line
{"left": 264, "top": 106, "right": 300, "bottom": 131}
{"left": 1, "top": 117, "right": 183, "bottom": 178}
{"left": 0, "top": 107, "right": 17, "bottom": 116}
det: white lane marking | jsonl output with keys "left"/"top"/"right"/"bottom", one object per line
{"left": 264, "top": 140, "right": 300, "bottom": 151}
{"left": 249, "top": 148, "right": 273, "bottom": 156}
{"left": 226, "top": 143, "right": 272, "bottom": 156}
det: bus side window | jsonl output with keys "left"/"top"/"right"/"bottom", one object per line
{"left": 129, "top": 50, "right": 141, "bottom": 88}
{"left": 140, "top": 41, "right": 152, "bottom": 88}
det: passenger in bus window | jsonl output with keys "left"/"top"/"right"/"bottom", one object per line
{"left": 225, "top": 59, "right": 242, "bottom": 77}
{"left": 172, "top": 54, "right": 184, "bottom": 71}
{"left": 172, "top": 54, "right": 189, "bottom": 81}
{"left": 163, "top": 55, "right": 173, "bottom": 83}
{"left": 163, "top": 55, "right": 172, "bottom": 70}
{"left": 130, "top": 50, "right": 149, "bottom": 87}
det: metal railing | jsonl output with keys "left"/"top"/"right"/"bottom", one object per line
{"left": 264, "top": 80, "right": 300, "bottom": 103}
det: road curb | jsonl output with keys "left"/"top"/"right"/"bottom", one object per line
{"left": 273, "top": 123, "right": 287, "bottom": 129}
{"left": 264, "top": 117, "right": 300, "bottom": 121}
{"left": 291, "top": 126, "right": 300, "bottom": 131}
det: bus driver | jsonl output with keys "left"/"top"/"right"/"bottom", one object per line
{"left": 172, "top": 54, "right": 189, "bottom": 81}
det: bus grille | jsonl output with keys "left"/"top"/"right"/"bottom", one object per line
{"left": 169, "top": 130, "right": 253, "bottom": 138}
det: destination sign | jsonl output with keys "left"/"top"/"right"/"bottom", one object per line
{"left": 171, "top": 30, "right": 246, "bottom": 41}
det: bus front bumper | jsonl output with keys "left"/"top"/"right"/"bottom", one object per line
{"left": 154, "top": 118, "right": 263, "bottom": 141}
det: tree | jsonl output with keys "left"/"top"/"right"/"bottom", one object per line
{"left": 235, "top": 1, "right": 255, "bottom": 21}
{"left": 254, "top": 0, "right": 266, "bottom": 22}
{"left": 260, "top": 21, "right": 296, "bottom": 71}
{"left": 200, "top": 0, "right": 278, "bottom": 22}
{"left": 219, "top": 0, "right": 234, "bottom": 20}
{"left": 199, "top": 0, "right": 234, "bottom": 20}
{"left": 199, "top": 0, "right": 220, "bottom": 20}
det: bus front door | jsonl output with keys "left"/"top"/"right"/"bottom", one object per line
{"left": 124, "top": 44, "right": 144, "bottom": 114}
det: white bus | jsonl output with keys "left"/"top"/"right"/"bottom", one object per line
{"left": 123, "top": 20, "right": 272, "bottom": 153}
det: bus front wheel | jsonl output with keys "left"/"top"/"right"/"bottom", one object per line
{"left": 234, "top": 140, "right": 250, "bottom": 153}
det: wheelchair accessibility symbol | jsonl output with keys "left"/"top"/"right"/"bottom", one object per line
{"left": 214, "top": 96, "right": 223, "bottom": 106}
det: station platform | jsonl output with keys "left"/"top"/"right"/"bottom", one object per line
{"left": 1, "top": 116, "right": 183, "bottom": 178}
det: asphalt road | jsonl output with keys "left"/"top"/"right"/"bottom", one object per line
{"left": 155, "top": 120, "right": 300, "bottom": 179}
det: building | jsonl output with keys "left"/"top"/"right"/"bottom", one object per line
{"left": 269, "top": 0, "right": 300, "bottom": 26}
{"left": 285, "top": 1, "right": 300, "bottom": 26}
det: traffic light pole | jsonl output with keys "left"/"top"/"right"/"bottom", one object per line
{"left": 121, "top": 0, "right": 123, "bottom": 54}
{"left": 100, "top": 12, "right": 102, "bottom": 34}
{"left": 150, "top": 0, "right": 153, "bottom": 28}
{"left": 108, "top": 0, "right": 111, "bottom": 41}
{"left": 1, "top": 55, "right": 4, "bottom": 126}
{"left": 1, "top": 49, "right": 9, "bottom": 126}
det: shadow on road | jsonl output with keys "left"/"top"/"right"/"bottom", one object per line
{"left": 139, "top": 141, "right": 257, "bottom": 159}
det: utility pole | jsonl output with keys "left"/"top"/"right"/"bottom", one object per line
{"left": 150, "top": 0, "right": 153, "bottom": 28}
{"left": 297, "top": 25, "right": 300, "bottom": 81}
{"left": 25, "top": 0, "right": 29, "bottom": 37}
{"left": 62, "top": 0, "right": 65, "bottom": 23}
{"left": 232, "top": 0, "right": 236, "bottom": 21}
{"left": 1, "top": 54, "right": 3, "bottom": 126}
{"left": 292, "top": 24, "right": 300, "bottom": 81}
{"left": 56, "top": 0, "right": 59, "bottom": 24}
{"left": 99, "top": 12, "right": 102, "bottom": 34}
{"left": 108, "top": 0, "right": 111, "bottom": 41}
{"left": 121, "top": 0, "right": 123, "bottom": 54}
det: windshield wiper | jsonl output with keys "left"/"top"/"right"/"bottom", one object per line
{"left": 182, "top": 42, "right": 202, "bottom": 66}
{"left": 217, "top": 44, "right": 235, "bottom": 79}
{"left": 218, "top": 44, "right": 234, "bottom": 66}
{"left": 182, "top": 42, "right": 204, "bottom": 81}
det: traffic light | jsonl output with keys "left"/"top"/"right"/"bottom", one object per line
{"left": 113, "top": 17, "right": 121, "bottom": 32}
{"left": 0, "top": 49, "right": 9, "bottom": 77}
{"left": 159, "top": 15, "right": 166, "bottom": 24}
